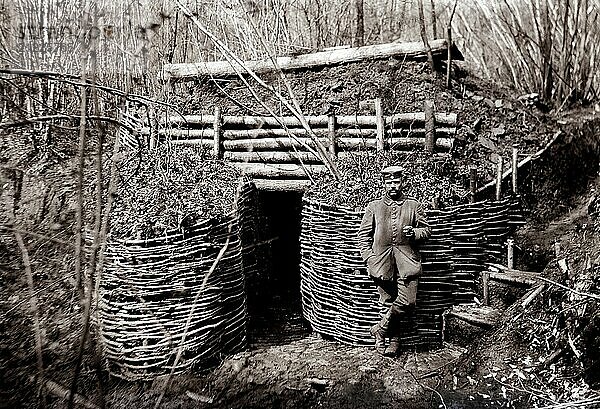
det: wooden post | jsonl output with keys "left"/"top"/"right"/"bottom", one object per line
{"left": 328, "top": 112, "right": 337, "bottom": 158}
{"left": 148, "top": 106, "right": 157, "bottom": 149}
{"left": 375, "top": 97, "right": 385, "bottom": 151}
{"left": 512, "top": 145, "right": 518, "bottom": 194}
{"left": 424, "top": 100, "right": 435, "bottom": 154}
{"left": 495, "top": 156, "right": 503, "bottom": 201}
{"left": 213, "top": 106, "right": 223, "bottom": 158}
{"left": 554, "top": 241, "right": 561, "bottom": 258}
{"left": 446, "top": 26, "right": 452, "bottom": 89}
{"left": 482, "top": 271, "right": 490, "bottom": 306}
{"left": 469, "top": 167, "right": 477, "bottom": 203}
{"left": 507, "top": 239, "right": 515, "bottom": 269}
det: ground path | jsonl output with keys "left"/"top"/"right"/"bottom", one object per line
{"left": 107, "top": 335, "right": 471, "bottom": 409}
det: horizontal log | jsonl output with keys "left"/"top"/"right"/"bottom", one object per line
{"left": 224, "top": 128, "right": 326, "bottom": 139}
{"left": 232, "top": 163, "right": 327, "bottom": 178}
{"left": 338, "top": 137, "right": 453, "bottom": 150}
{"left": 446, "top": 306, "right": 500, "bottom": 328}
{"left": 164, "top": 112, "right": 457, "bottom": 128}
{"left": 165, "top": 39, "right": 458, "bottom": 79}
{"left": 42, "top": 378, "right": 101, "bottom": 409}
{"left": 389, "top": 127, "right": 456, "bottom": 137}
{"left": 224, "top": 151, "right": 365, "bottom": 163}
{"left": 155, "top": 128, "right": 215, "bottom": 138}
{"left": 252, "top": 179, "right": 312, "bottom": 191}
{"left": 224, "top": 151, "right": 321, "bottom": 163}
{"left": 223, "top": 136, "right": 452, "bottom": 151}
{"left": 168, "top": 139, "right": 214, "bottom": 147}
{"left": 223, "top": 137, "right": 329, "bottom": 151}
{"left": 223, "top": 127, "right": 455, "bottom": 139}
{"left": 389, "top": 112, "right": 457, "bottom": 126}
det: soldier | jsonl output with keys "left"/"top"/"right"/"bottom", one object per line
{"left": 357, "top": 166, "right": 431, "bottom": 356}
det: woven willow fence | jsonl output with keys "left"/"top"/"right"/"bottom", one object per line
{"left": 300, "top": 198, "right": 525, "bottom": 347}
{"left": 100, "top": 182, "right": 257, "bottom": 380}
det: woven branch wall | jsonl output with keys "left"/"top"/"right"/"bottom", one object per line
{"left": 100, "top": 183, "right": 257, "bottom": 381}
{"left": 299, "top": 198, "right": 525, "bottom": 347}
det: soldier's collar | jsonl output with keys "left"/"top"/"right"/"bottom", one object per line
{"left": 384, "top": 195, "right": 406, "bottom": 206}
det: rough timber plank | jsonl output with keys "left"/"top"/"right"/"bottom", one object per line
{"left": 486, "top": 264, "right": 540, "bottom": 286}
{"left": 446, "top": 305, "right": 501, "bottom": 328}
{"left": 252, "top": 179, "right": 311, "bottom": 191}
{"left": 164, "top": 39, "right": 458, "bottom": 79}
{"left": 232, "top": 162, "right": 327, "bottom": 178}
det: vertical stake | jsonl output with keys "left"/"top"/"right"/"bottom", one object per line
{"left": 213, "top": 106, "right": 223, "bottom": 158}
{"left": 446, "top": 26, "right": 452, "bottom": 89}
{"left": 507, "top": 239, "right": 515, "bottom": 269}
{"left": 512, "top": 145, "right": 518, "bottom": 194}
{"left": 469, "top": 167, "right": 477, "bottom": 203}
{"left": 424, "top": 99, "right": 435, "bottom": 154}
{"left": 328, "top": 111, "right": 337, "bottom": 158}
{"left": 495, "top": 156, "right": 503, "bottom": 201}
{"left": 482, "top": 271, "right": 490, "bottom": 306}
{"left": 375, "top": 97, "right": 385, "bottom": 151}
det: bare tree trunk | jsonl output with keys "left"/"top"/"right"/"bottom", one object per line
{"left": 73, "top": 22, "right": 88, "bottom": 300}
{"left": 11, "top": 169, "right": 47, "bottom": 408}
{"left": 540, "top": 0, "right": 553, "bottom": 101}
{"left": 418, "top": 0, "right": 436, "bottom": 74}
{"left": 557, "top": 0, "right": 570, "bottom": 102}
{"left": 355, "top": 0, "right": 364, "bottom": 47}
{"left": 429, "top": 0, "right": 438, "bottom": 39}
{"left": 87, "top": 5, "right": 106, "bottom": 407}
{"left": 68, "top": 9, "right": 91, "bottom": 408}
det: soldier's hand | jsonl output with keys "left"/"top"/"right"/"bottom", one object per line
{"left": 402, "top": 225, "right": 415, "bottom": 238}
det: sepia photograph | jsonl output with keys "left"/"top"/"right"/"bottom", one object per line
{"left": 0, "top": 0, "right": 599, "bottom": 407}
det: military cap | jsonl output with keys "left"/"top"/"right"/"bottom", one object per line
{"left": 381, "top": 166, "right": 404, "bottom": 176}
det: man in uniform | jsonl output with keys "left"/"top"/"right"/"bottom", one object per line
{"left": 357, "top": 166, "right": 431, "bottom": 356}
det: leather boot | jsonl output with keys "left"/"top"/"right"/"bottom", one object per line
{"left": 370, "top": 308, "right": 394, "bottom": 354}
{"left": 384, "top": 338, "right": 401, "bottom": 357}
{"left": 369, "top": 324, "right": 386, "bottom": 354}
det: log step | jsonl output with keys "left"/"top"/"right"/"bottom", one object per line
{"left": 445, "top": 305, "right": 501, "bottom": 328}
{"left": 486, "top": 264, "right": 540, "bottom": 286}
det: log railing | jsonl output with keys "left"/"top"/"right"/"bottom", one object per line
{"left": 141, "top": 101, "right": 457, "bottom": 183}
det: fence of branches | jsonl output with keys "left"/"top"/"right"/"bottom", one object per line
{"left": 299, "top": 197, "right": 526, "bottom": 347}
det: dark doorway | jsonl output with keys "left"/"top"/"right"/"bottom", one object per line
{"left": 246, "top": 190, "right": 310, "bottom": 347}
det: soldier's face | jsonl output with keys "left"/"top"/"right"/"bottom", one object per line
{"left": 384, "top": 175, "right": 404, "bottom": 199}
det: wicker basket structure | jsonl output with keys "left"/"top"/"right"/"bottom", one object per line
{"left": 299, "top": 198, "right": 525, "bottom": 347}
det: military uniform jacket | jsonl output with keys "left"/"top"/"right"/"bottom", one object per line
{"left": 357, "top": 196, "right": 431, "bottom": 280}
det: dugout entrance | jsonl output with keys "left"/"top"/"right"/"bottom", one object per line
{"left": 246, "top": 189, "right": 310, "bottom": 346}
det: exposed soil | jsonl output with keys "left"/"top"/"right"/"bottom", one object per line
{"left": 104, "top": 337, "right": 466, "bottom": 409}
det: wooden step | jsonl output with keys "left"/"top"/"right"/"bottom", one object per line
{"left": 445, "top": 305, "right": 501, "bottom": 328}
{"left": 486, "top": 263, "right": 540, "bottom": 286}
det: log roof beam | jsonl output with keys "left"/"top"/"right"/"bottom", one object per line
{"left": 164, "top": 39, "right": 463, "bottom": 80}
